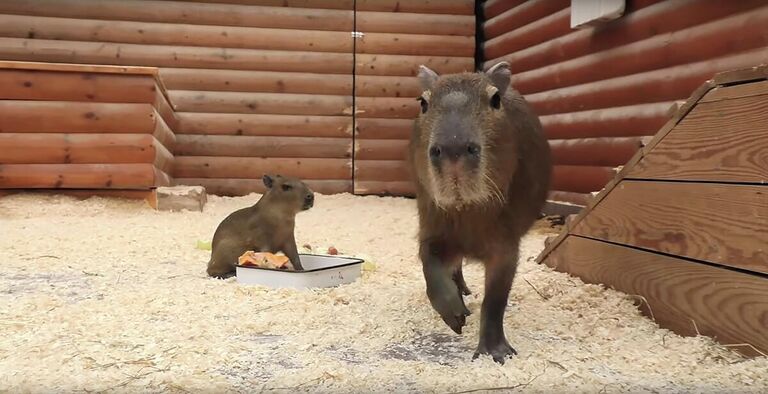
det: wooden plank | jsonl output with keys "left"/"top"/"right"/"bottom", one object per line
{"left": 483, "top": 0, "right": 527, "bottom": 20}
{"left": 548, "top": 190, "right": 591, "bottom": 206}
{"left": 540, "top": 102, "right": 674, "bottom": 139}
{"left": 0, "top": 163, "right": 158, "bottom": 189}
{"left": 0, "top": 60, "right": 157, "bottom": 75}
{"left": 573, "top": 180, "right": 768, "bottom": 275}
{"left": 356, "top": 0, "right": 474, "bottom": 15}
{"left": 483, "top": 7, "right": 570, "bottom": 60}
{"left": 153, "top": 138, "right": 174, "bottom": 175}
{"left": 355, "top": 54, "right": 473, "bottom": 77}
{"left": 0, "top": 133, "right": 158, "bottom": 165}
{"left": 356, "top": 32, "right": 474, "bottom": 57}
{"left": 551, "top": 165, "right": 617, "bottom": 194}
{"left": 168, "top": 90, "right": 353, "bottom": 116}
{"left": 0, "top": 14, "right": 353, "bottom": 53}
{"left": 0, "top": 101, "right": 156, "bottom": 133}
{"left": 0, "top": 69, "right": 157, "bottom": 103}
{"left": 712, "top": 64, "right": 768, "bottom": 86}
{"left": 544, "top": 236, "right": 768, "bottom": 357}
{"left": 354, "top": 160, "right": 410, "bottom": 182}
{"left": 699, "top": 79, "right": 768, "bottom": 103}
{"left": 355, "top": 75, "right": 420, "bottom": 98}
{"left": 629, "top": 94, "right": 768, "bottom": 183}
{"left": 356, "top": 97, "right": 418, "bottom": 119}
{"left": 175, "top": 135, "right": 351, "bottom": 158}
{"left": 160, "top": 68, "right": 352, "bottom": 95}
{"left": 483, "top": 0, "right": 569, "bottom": 40}
{"left": 354, "top": 181, "right": 415, "bottom": 196}
{"left": 357, "top": 11, "right": 474, "bottom": 36}
{"left": 176, "top": 178, "right": 351, "bottom": 196}
{"left": 355, "top": 139, "right": 408, "bottom": 160}
{"left": 0, "top": 38, "right": 353, "bottom": 74}
{"left": 355, "top": 118, "right": 412, "bottom": 140}
{"left": 152, "top": 110, "right": 176, "bottom": 152}
{"left": 181, "top": 0, "right": 352, "bottom": 9}
{"left": 154, "top": 90, "right": 179, "bottom": 133}
{"left": 549, "top": 137, "right": 643, "bottom": 167}
{"left": 0, "top": 0, "right": 354, "bottom": 31}
{"left": 173, "top": 156, "right": 351, "bottom": 179}
{"left": 176, "top": 112, "right": 351, "bottom": 138}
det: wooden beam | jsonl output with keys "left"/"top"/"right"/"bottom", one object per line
{"left": 543, "top": 236, "right": 768, "bottom": 357}
{"left": 357, "top": 11, "right": 474, "bottom": 36}
{"left": 355, "top": 97, "right": 419, "bottom": 119}
{"left": 0, "top": 163, "right": 161, "bottom": 189}
{"left": 483, "top": 0, "right": 568, "bottom": 40}
{"left": 0, "top": 133, "right": 157, "bottom": 164}
{"left": 540, "top": 102, "right": 674, "bottom": 140}
{"left": 356, "top": 32, "right": 474, "bottom": 57}
{"left": 176, "top": 112, "right": 351, "bottom": 138}
{"left": 168, "top": 90, "right": 353, "bottom": 116}
{"left": 160, "top": 68, "right": 352, "bottom": 95}
{"left": 0, "top": 101, "right": 156, "bottom": 133}
{"left": 549, "top": 137, "right": 644, "bottom": 167}
{"left": 354, "top": 159, "right": 410, "bottom": 182}
{"left": 354, "top": 180, "right": 415, "bottom": 196}
{"left": 355, "top": 0, "right": 474, "bottom": 15}
{"left": 173, "top": 156, "right": 351, "bottom": 179}
{"left": 174, "top": 135, "right": 351, "bottom": 158}
{"left": 355, "top": 54, "right": 473, "bottom": 77}
{"left": 551, "top": 165, "right": 617, "bottom": 194}
{"left": 175, "top": 178, "right": 351, "bottom": 196}
{"left": 355, "top": 139, "right": 408, "bottom": 160}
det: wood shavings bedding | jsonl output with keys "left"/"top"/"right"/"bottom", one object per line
{"left": 0, "top": 193, "right": 765, "bottom": 393}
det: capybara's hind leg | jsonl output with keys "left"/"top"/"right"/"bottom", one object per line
{"left": 453, "top": 263, "right": 472, "bottom": 296}
{"left": 420, "top": 242, "right": 470, "bottom": 334}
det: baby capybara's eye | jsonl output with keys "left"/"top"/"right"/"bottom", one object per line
{"left": 282, "top": 184, "right": 292, "bottom": 191}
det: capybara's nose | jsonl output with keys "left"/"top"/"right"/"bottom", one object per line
{"left": 429, "top": 142, "right": 481, "bottom": 165}
{"left": 305, "top": 193, "right": 314, "bottom": 204}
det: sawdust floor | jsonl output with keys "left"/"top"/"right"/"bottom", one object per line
{"left": 0, "top": 193, "right": 765, "bottom": 393}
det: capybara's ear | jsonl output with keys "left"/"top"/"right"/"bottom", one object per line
{"left": 417, "top": 65, "right": 439, "bottom": 91}
{"left": 262, "top": 174, "right": 274, "bottom": 188}
{"left": 486, "top": 61, "right": 511, "bottom": 95}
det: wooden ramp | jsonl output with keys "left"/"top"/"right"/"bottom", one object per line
{"left": 537, "top": 65, "right": 768, "bottom": 357}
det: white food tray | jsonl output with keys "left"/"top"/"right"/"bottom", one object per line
{"left": 236, "top": 254, "right": 363, "bottom": 289}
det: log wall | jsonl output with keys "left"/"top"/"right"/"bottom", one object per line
{"left": 482, "top": 0, "right": 768, "bottom": 207}
{"left": 0, "top": 62, "right": 174, "bottom": 191}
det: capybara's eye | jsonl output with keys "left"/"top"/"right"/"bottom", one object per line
{"left": 282, "top": 184, "right": 293, "bottom": 191}
{"left": 490, "top": 92, "right": 501, "bottom": 109}
{"left": 418, "top": 96, "right": 429, "bottom": 113}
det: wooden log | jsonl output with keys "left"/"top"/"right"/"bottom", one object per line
{"left": 0, "top": 133, "right": 160, "bottom": 164}
{"left": 483, "top": 0, "right": 527, "bottom": 20}
{"left": 0, "top": 188, "right": 158, "bottom": 205}
{"left": 526, "top": 47, "right": 768, "bottom": 116}
{"left": 168, "top": 90, "right": 353, "bottom": 116}
{"left": 572, "top": 181, "right": 768, "bottom": 274}
{"left": 509, "top": 5, "right": 768, "bottom": 94}
{"left": 356, "top": 32, "right": 474, "bottom": 57}
{"left": 548, "top": 190, "right": 591, "bottom": 206}
{"left": 175, "top": 135, "right": 351, "bottom": 158}
{"left": 0, "top": 69, "right": 157, "bottom": 103}
{"left": 483, "top": 8, "right": 570, "bottom": 61}
{"left": 355, "top": 139, "right": 409, "bottom": 160}
{"left": 176, "top": 112, "right": 351, "bottom": 138}
{"left": 160, "top": 68, "right": 352, "bottom": 95}
{"left": 540, "top": 102, "right": 674, "bottom": 140}
{"left": 0, "top": 60, "right": 158, "bottom": 75}
{"left": 355, "top": 75, "right": 421, "bottom": 98}
{"left": 544, "top": 236, "right": 768, "bottom": 357}
{"left": 153, "top": 140, "right": 174, "bottom": 175}
{"left": 354, "top": 181, "right": 414, "bottom": 196}
{"left": 487, "top": 0, "right": 767, "bottom": 74}
{"left": 181, "top": 0, "right": 352, "bottom": 9}
{"left": 355, "top": 54, "right": 473, "bottom": 76}
{"left": 549, "top": 137, "right": 643, "bottom": 167}
{"left": 356, "top": 0, "right": 474, "bottom": 15}
{"left": 483, "top": 0, "right": 568, "bottom": 40}
{"left": 551, "top": 165, "right": 617, "bottom": 194}
{"left": 356, "top": 97, "right": 419, "bottom": 119}
{"left": 357, "top": 11, "right": 474, "bottom": 36}
{"left": 0, "top": 0, "right": 354, "bottom": 31}
{"left": 629, "top": 94, "right": 768, "bottom": 183}
{"left": 174, "top": 156, "right": 350, "bottom": 179}
{"left": 175, "top": 178, "right": 351, "bottom": 196}
{"left": 355, "top": 118, "right": 413, "bottom": 140}
{"left": 154, "top": 89, "right": 178, "bottom": 131}
{"left": 152, "top": 111, "right": 176, "bottom": 152}
{"left": 0, "top": 163, "right": 161, "bottom": 189}
{"left": 0, "top": 101, "right": 156, "bottom": 133}
{"left": 0, "top": 14, "right": 353, "bottom": 53}
{"left": 0, "top": 38, "right": 353, "bottom": 74}
{"left": 354, "top": 159, "right": 410, "bottom": 182}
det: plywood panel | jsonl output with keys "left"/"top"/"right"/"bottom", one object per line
{"left": 175, "top": 135, "right": 351, "bottom": 158}
{"left": 545, "top": 236, "right": 768, "bottom": 357}
{"left": 174, "top": 156, "right": 350, "bottom": 179}
{"left": 629, "top": 94, "right": 768, "bottom": 183}
{"left": 176, "top": 177, "right": 351, "bottom": 196}
{"left": 0, "top": 101, "right": 156, "bottom": 133}
{"left": 176, "top": 112, "right": 351, "bottom": 138}
{"left": 573, "top": 181, "right": 768, "bottom": 274}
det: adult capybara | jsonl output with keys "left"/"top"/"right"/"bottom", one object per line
{"left": 408, "top": 62, "right": 552, "bottom": 363}
{"left": 206, "top": 174, "right": 314, "bottom": 278}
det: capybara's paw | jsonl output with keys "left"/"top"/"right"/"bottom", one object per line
{"left": 428, "top": 284, "right": 471, "bottom": 334}
{"left": 473, "top": 338, "right": 517, "bottom": 364}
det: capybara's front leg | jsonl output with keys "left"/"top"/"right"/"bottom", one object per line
{"left": 420, "top": 241, "right": 470, "bottom": 334}
{"left": 282, "top": 237, "right": 304, "bottom": 271}
{"left": 473, "top": 248, "right": 519, "bottom": 364}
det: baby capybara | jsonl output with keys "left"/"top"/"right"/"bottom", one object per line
{"left": 408, "top": 62, "right": 552, "bottom": 363}
{"left": 206, "top": 174, "right": 314, "bottom": 278}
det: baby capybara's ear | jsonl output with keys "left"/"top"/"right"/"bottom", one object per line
{"left": 262, "top": 174, "right": 274, "bottom": 188}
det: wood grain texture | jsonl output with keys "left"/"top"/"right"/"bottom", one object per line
{"left": 544, "top": 236, "right": 768, "bottom": 357}
{"left": 0, "top": 133, "right": 157, "bottom": 165}
{"left": 0, "top": 101, "right": 156, "bottom": 133}
{"left": 356, "top": 0, "right": 474, "bottom": 15}
{"left": 551, "top": 165, "right": 617, "bottom": 194}
{"left": 0, "top": 69, "right": 157, "bottom": 103}
{"left": 355, "top": 75, "right": 420, "bottom": 98}
{"left": 356, "top": 97, "right": 418, "bottom": 119}
{"left": 355, "top": 139, "right": 408, "bottom": 160}
{"left": 168, "top": 90, "right": 353, "bottom": 116}
{"left": 174, "top": 156, "right": 350, "bottom": 179}
{"left": 176, "top": 178, "right": 351, "bottom": 196}
{"left": 174, "top": 135, "right": 351, "bottom": 159}
{"left": 357, "top": 11, "right": 474, "bottom": 36}
{"left": 160, "top": 68, "right": 352, "bottom": 95}
{"left": 355, "top": 118, "right": 412, "bottom": 140}
{"left": 0, "top": 163, "right": 161, "bottom": 189}
{"left": 0, "top": 60, "right": 157, "bottom": 75}
{"left": 355, "top": 54, "right": 473, "bottom": 77}
{"left": 354, "top": 159, "right": 410, "bottom": 182}
{"left": 629, "top": 94, "right": 768, "bottom": 183}
{"left": 699, "top": 80, "right": 768, "bottom": 103}
{"left": 176, "top": 112, "right": 351, "bottom": 138}
{"left": 0, "top": 188, "right": 158, "bottom": 204}
{"left": 354, "top": 180, "right": 415, "bottom": 196}
{"left": 572, "top": 181, "right": 768, "bottom": 275}
{"left": 549, "top": 137, "right": 643, "bottom": 167}
{"left": 356, "top": 32, "right": 474, "bottom": 57}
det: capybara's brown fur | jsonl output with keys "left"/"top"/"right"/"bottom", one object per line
{"left": 206, "top": 175, "right": 314, "bottom": 278}
{"left": 408, "top": 62, "right": 551, "bottom": 363}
